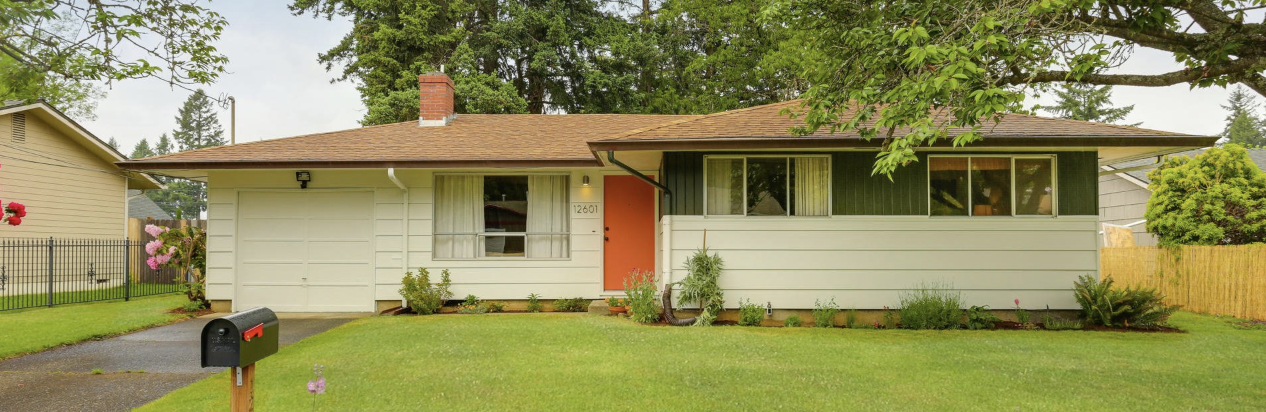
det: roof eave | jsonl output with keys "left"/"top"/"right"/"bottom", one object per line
{"left": 115, "top": 158, "right": 604, "bottom": 171}
{"left": 588, "top": 135, "right": 1219, "bottom": 151}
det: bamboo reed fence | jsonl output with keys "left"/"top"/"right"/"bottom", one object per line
{"left": 1101, "top": 245, "right": 1266, "bottom": 320}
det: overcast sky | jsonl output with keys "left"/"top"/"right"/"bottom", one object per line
{"left": 82, "top": 1, "right": 1253, "bottom": 156}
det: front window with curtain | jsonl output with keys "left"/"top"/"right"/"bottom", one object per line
{"left": 704, "top": 156, "right": 830, "bottom": 216}
{"left": 928, "top": 155, "right": 1056, "bottom": 217}
{"left": 434, "top": 174, "right": 570, "bottom": 259}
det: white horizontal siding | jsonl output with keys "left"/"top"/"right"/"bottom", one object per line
{"left": 664, "top": 215, "right": 1099, "bottom": 310}
{"left": 1098, "top": 173, "right": 1156, "bottom": 246}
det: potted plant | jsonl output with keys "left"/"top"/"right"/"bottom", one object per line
{"left": 606, "top": 297, "right": 628, "bottom": 314}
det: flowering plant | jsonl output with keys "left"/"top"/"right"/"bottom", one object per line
{"left": 2, "top": 201, "right": 27, "bottom": 226}
{"left": 144, "top": 224, "right": 207, "bottom": 306}
{"left": 1014, "top": 298, "right": 1030, "bottom": 326}
{"left": 307, "top": 364, "right": 326, "bottom": 411}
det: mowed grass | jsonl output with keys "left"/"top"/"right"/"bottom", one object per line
{"left": 140, "top": 312, "right": 1266, "bottom": 411}
{"left": 0, "top": 294, "right": 189, "bottom": 359}
{"left": 0, "top": 283, "right": 180, "bottom": 309}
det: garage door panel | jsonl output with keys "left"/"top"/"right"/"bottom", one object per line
{"left": 308, "top": 219, "right": 373, "bottom": 239}
{"left": 238, "top": 241, "right": 307, "bottom": 262}
{"left": 237, "top": 191, "right": 374, "bottom": 312}
{"left": 240, "top": 218, "right": 307, "bottom": 239}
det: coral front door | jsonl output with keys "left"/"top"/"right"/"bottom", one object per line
{"left": 603, "top": 175, "right": 657, "bottom": 291}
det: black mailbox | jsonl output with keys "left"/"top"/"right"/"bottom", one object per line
{"left": 201, "top": 307, "right": 279, "bottom": 368}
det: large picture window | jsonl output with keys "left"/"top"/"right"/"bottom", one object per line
{"left": 434, "top": 174, "right": 570, "bottom": 259}
{"left": 704, "top": 156, "right": 830, "bottom": 216}
{"left": 928, "top": 156, "right": 1055, "bottom": 217}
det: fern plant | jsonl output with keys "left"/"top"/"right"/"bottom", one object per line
{"left": 679, "top": 247, "right": 724, "bottom": 326}
{"left": 526, "top": 293, "right": 543, "bottom": 313}
{"left": 1074, "top": 274, "right": 1130, "bottom": 327}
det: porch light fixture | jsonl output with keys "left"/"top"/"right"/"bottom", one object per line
{"left": 765, "top": 302, "right": 773, "bottom": 316}
{"left": 582, "top": 175, "right": 590, "bottom": 186}
{"left": 296, "top": 171, "right": 312, "bottom": 189}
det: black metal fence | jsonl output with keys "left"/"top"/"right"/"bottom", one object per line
{"left": 0, "top": 237, "right": 184, "bottom": 311}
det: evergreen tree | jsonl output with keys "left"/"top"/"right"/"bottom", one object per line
{"left": 172, "top": 90, "right": 226, "bottom": 151}
{"left": 130, "top": 139, "right": 155, "bottom": 159}
{"left": 106, "top": 137, "right": 120, "bottom": 150}
{"left": 1221, "top": 87, "right": 1266, "bottom": 147}
{"left": 1146, "top": 144, "right": 1266, "bottom": 245}
{"left": 154, "top": 133, "right": 174, "bottom": 155}
{"left": 1043, "top": 84, "right": 1138, "bottom": 125}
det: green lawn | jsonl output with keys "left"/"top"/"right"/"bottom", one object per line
{"left": 0, "top": 283, "right": 180, "bottom": 309}
{"left": 140, "top": 312, "right": 1266, "bottom": 411}
{"left": 0, "top": 294, "right": 190, "bottom": 359}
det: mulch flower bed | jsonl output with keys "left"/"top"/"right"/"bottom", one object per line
{"left": 168, "top": 307, "right": 214, "bottom": 317}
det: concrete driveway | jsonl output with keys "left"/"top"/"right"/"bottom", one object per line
{"left": 0, "top": 313, "right": 364, "bottom": 411}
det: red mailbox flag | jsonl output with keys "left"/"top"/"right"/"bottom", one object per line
{"left": 243, "top": 323, "right": 264, "bottom": 341}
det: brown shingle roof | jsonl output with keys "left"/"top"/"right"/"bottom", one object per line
{"left": 588, "top": 100, "right": 1215, "bottom": 151}
{"left": 120, "top": 114, "right": 699, "bottom": 169}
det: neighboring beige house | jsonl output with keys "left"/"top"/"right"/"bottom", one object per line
{"left": 1099, "top": 148, "right": 1265, "bottom": 246}
{"left": 119, "top": 73, "right": 1216, "bottom": 313}
{"left": 0, "top": 101, "right": 162, "bottom": 239}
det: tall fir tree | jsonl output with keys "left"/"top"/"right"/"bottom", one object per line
{"left": 172, "top": 89, "right": 226, "bottom": 151}
{"left": 130, "top": 139, "right": 155, "bottom": 159}
{"left": 106, "top": 137, "right": 120, "bottom": 150}
{"left": 1221, "top": 87, "right": 1266, "bottom": 147}
{"left": 1043, "top": 84, "right": 1138, "bottom": 125}
{"left": 154, "top": 133, "right": 174, "bottom": 155}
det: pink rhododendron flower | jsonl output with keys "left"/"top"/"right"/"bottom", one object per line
{"left": 155, "top": 253, "right": 173, "bottom": 265}
{"left": 145, "top": 240, "right": 164, "bottom": 255}
{"left": 144, "top": 224, "right": 166, "bottom": 238}
{"left": 146, "top": 256, "right": 160, "bottom": 270}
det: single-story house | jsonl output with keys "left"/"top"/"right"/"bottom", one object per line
{"left": 1099, "top": 147, "right": 1265, "bottom": 246}
{"left": 117, "top": 73, "right": 1217, "bottom": 313}
{"left": 0, "top": 101, "right": 162, "bottom": 239}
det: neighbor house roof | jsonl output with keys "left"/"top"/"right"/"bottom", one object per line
{"left": 1104, "top": 147, "right": 1266, "bottom": 184}
{"left": 118, "top": 114, "right": 700, "bottom": 170}
{"left": 588, "top": 100, "right": 1213, "bottom": 151}
{"left": 0, "top": 100, "right": 163, "bottom": 189}
{"left": 116, "top": 100, "right": 1217, "bottom": 171}
{"left": 127, "top": 189, "right": 173, "bottom": 220}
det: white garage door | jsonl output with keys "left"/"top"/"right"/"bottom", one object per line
{"left": 236, "top": 191, "right": 374, "bottom": 312}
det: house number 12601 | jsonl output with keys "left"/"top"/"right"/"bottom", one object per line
{"left": 573, "top": 204, "right": 598, "bottom": 214}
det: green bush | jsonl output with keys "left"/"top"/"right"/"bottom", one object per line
{"left": 812, "top": 298, "right": 840, "bottom": 328}
{"left": 181, "top": 300, "right": 206, "bottom": 312}
{"left": 553, "top": 297, "right": 589, "bottom": 312}
{"left": 898, "top": 283, "right": 964, "bottom": 330}
{"left": 784, "top": 315, "right": 802, "bottom": 327}
{"left": 844, "top": 308, "right": 858, "bottom": 328}
{"left": 965, "top": 305, "right": 1001, "bottom": 330}
{"left": 485, "top": 301, "right": 506, "bottom": 313}
{"left": 737, "top": 299, "right": 764, "bottom": 326}
{"left": 881, "top": 307, "right": 898, "bottom": 329}
{"left": 399, "top": 268, "right": 453, "bottom": 315}
{"left": 526, "top": 293, "right": 543, "bottom": 313}
{"left": 679, "top": 248, "right": 724, "bottom": 326}
{"left": 1042, "top": 314, "right": 1083, "bottom": 330}
{"left": 624, "top": 270, "right": 660, "bottom": 323}
{"left": 457, "top": 294, "right": 486, "bottom": 314}
{"left": 1074, "top": 274, "right": 1178, "bottom": 328}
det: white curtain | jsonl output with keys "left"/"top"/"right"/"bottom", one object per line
{"left": 526, "top": 175, "right": 570, "bottom": 258}
{"left": 706, "top": 158, "right": 743, "bottom": 215}
{"left": 794, "top": 157, "right": 830, "bottom": 216}
{"left": 434, "top": 175, "right": 483, "bottom": 259}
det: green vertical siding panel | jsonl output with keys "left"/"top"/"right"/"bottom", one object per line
{"left": 1057, "top": 151, "right": 1099, "bottom": 215}
{"left": 662, "top": 152, "right": 703, "bottom": 215}
{"left": 832, "top": 152, "right": 928, "bottom": 215}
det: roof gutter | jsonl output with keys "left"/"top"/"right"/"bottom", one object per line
{"left": 387, "top": 168, "right": 410, "bottom": 309}
{"left": 606, "top": 150, "right": 672, "bottom": 213}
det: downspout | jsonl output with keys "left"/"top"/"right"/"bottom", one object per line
{"left": 387, "top": 168, "right": 409, "bottom": 308}
{"left": 606, "top": 150, "right": 671, "bottom": 213}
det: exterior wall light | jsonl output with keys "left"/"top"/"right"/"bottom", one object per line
{"left": 582, "top": 175, "right": 590, "bottom": 186}
{"left": 766, "top": 302, "right": 773, "bottom": 316}
{"left": 296, "top": 171, "right": 312, "bottom": 189}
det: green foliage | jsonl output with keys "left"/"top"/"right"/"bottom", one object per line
{"left": 1042, "top": 83, "right": 1137, "bottom": 125}
{"left": 623, "top": 270, "right": 660, "bottom": 323}
{"left": 172, "top": 90, "right": 226, "bottom": 151}
{"left": 1042, "top": 315, "right": 1084, "bottom": 331}
{"left": 1073, "top": 274, "right": 1178, "bottom": 328}
{"left": 898, "top": 283, "right": 964, "bottom": 330}
{"left": 553, "top": 298, "right": 589, "bottom": 313}
{"left": 770, "top": 0, "right": 1263, "bottom": 177}
{"left": 844, "top": 308, "right": 858, "bottom": 329}
{"left": 1145, "top": 144, "right": 1266, "bottom": 245}
{"left": 812, "top": 298, "right": 839, "bottom": 328}
{"left": 605, "top": 297, "right": 626, "bottom": 308}
{"left": 398, "top": 268, "right": 453, "bottom": 315}
{"left": 679, "top": 248, "right": 724, "bottom": 326}
{"left": 965, "top": 305, "right": 1001, "bottom": 330}
{"left": 0, "top": 55, "right": 102, "bottom": 120}
{"left": 1015, "top": 304, "right": 1031, "bottom": 326}
{"left": 526, "top": 293, "right": 543, "bottom": 313}
{"left": 149, "top": 225, "right": 208, "bottom": 305}
{"left": 91, "top": 368, "right": 103, "bottom": 375}
{"left": 737, "top": 299, "right": 764, "bottom": 326}
{"left": 485, "top": 301, "right": 506, "bottom": 313}
{"left": 1, "top": 1, "right": 226, "bottom": 91}
{"left": 130, "top": 139, "right": 155, "bottom": 159}
{"left": 881, "top": 308, "right": 898, "bottom": 329}
{"left": 783, "top": 315, "right": 802, "bottom": 328}
{"left": 181, "top": 300, "right": 207, "bottom": 312}
{"left": 1222, "top": 87, "right": 1266, "bottom": 148}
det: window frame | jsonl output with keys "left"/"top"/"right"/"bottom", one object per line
{"left": 702, "top": 154, "right": 833, "bottom": 217}
{"left": 432, "top": 172, "right": 573, "bottom": 261}
{"left": 926, "top": 154, "right": 1059, "bottom": 218}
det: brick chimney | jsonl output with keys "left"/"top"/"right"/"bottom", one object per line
{"left": 418, "top": 72, "right": 455, "bottom": 126}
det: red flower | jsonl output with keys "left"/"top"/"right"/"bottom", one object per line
{"left": 5, "top": 202, "right": 25, "bottom": 218}
{"left": 6, "top": 216, "right": 21, "bottom": 226}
